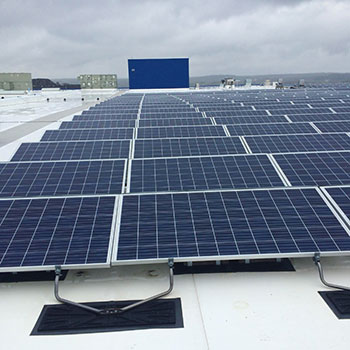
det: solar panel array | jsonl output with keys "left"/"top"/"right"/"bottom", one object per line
{"left": 2, "top": 87, "right": 350, "bottom": 272}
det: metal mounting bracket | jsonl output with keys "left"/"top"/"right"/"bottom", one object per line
{"left": 54, "top": 258, "right": 175, "bottom": 315}
{"left": 313, "top": 253, "right": 350, "bottom": 292}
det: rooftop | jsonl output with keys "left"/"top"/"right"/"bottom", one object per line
{"left": 1, "top": 87, "right": 350, "bottom": 349}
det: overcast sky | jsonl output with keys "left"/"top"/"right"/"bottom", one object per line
{"left": 1, "top": 0, "right": 350, "bottom": 78}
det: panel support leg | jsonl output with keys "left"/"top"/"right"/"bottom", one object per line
{"left": 54, "top": 258, "right": 175, "bottom": 315}
{"left": 313, "top": 253, "right": 350, "bottom": 292}
{"left": 54, "top": 266, "right": 102, "bottom": 314}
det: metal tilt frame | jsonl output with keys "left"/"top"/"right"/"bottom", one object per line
{"left": 54, "top": 258, "right": 175, "bottom": 315}
{"left": 313, "top": 253, "right": 350, "bottom": 292}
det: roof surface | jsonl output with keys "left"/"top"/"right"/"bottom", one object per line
{"left": 1, "top": 88, "right": 350, "bottom": 349}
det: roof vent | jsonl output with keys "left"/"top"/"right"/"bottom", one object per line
{"left": 31, "top": 298, "right": 183, "bottom": 335}
{"left": 319, "top": 291, "right": 350, "bottom": 319}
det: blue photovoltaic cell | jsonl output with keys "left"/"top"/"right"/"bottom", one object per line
{"left": 115, "top": 188, "right": 350, "bottom": 262}
{"left": 41, "top": 128, "right": 134, "bottom": 142}
{"left": 0, "top": 196, "right": 115, "bottom": 270}
{"left": 288, "top": 113, "right": 350, "bottom": 122}
{"left": 138, "top": 118, "right": 213, "bottom": 127}
{"left": 333, "top": 107, "right": 350, "bottom": 113}
{"left": 83, "top": 109, "right": 138, "bottom": 114}
{"left": 140, "top": 112, "right": 202, "bottom": 119}
{"left": 134, "top": 137, "right": 247, "bottom": 158}
{"left": 84, "top": 107, "right": 138, "bottom": 111}
{"left": 226, "top": 123, "right": 317, "bottom": 136}
{"left": 206, "top": 110, "right": 268, "bottom": 117}
{"left": 11, "top": 140, "right": 130, "bottom": 162}
{"left": 140, "top": 110, "right": 194, "bottom": 116}
{"left": 253, "top": 104, "right": 310, "bottom": 110}
{"left": 326, "top": 187, "right": 350, "bottom": 221}
{"left": 314, "top": 121, "right": 350, "bottom": 133}
{"left": 273, "top": 152, "right": 350, "bottom": 186}
{"left": 214, "top": 116, "right": 289, "bottom": 125}
{"left": 310, "top": 102, "right": 347, "bottom": 108}
{"left": 81, "top": 112, "right": 138, "bottom": 117}
{"left": 73, "top": 114, "right": 138, "bottom": 121}
{"left": 60, "top": 120, "right": 136, "bottom": 129}
{"left": 130, "top": 155, "right": 284, "bottom": 193}
{"left": 141, "top": 105, "right": 194, "bottom": 109}
{"left": 0, "top": 160, "right": 126, "bottom": 198}
{"left": 245, "top": 134, "right": 350, "bottom": 154}
{"left": 81, "top": 113, "right": 138, "bottom": 118}
{"left": 137, "top": 126, "right": 226, "bottom": 139}
{"left": 270, "top": 107, "right": 331, "bottom": 115}
{"left": 200, "top": 106, "right": 254, "bottom": 112}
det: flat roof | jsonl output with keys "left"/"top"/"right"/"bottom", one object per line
{"left": 1, "top": 88, "right": 350, "bottom": 349}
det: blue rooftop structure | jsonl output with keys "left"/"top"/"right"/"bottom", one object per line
{"left": 128, "top": 58, "right": 189, "bottom": 89}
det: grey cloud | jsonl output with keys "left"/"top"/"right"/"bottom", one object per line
{"left": 0, "top": 0, "right": 349, "bottom": 78}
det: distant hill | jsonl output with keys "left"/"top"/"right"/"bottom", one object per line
{"left": 116, "top": 72, "right": 350, "bottom": 88}
{"left": 189, "top": 73, "right": 350, "bottom": 86}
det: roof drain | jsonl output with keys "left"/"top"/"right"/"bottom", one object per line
{"left": 54, "top": 258, "right": 174, "bottom": 315}
{"left": 313, "top": 253, "right": 350, "bottom": 292}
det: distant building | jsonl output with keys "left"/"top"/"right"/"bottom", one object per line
{"left": 276, "top": 78, "right": 284, "bottom": 89}
{"left": 78, "top": 74, "right": 117, "bottom": 89}
{"left": 244, "top": 79, "right": 252, "bottom": 88}
{"left": 221, "top": 78, "right": 236, "bottom": 88}
{"left": 32, "top": 79, "right": 80, "bottom": 90}
{"left": 0, "top": 73, "right": 32, "bottom": 91}
{"left": 298, "top": 79, "right": 305, "bottom": 87}
{"left": 32, "top": 78, "right": 58, "bottom": 90}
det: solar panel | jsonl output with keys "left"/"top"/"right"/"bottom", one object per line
{"left": 83, "top": 109, "right": 139, "bottom": 114}
{"left": 140, "top": 112, "right": 202, "bottom": 119}
{"left": 82, "top": 112, "right": 138, "bottom": 117}
{"left": 314, "top": 121, "right": 350, "bottom": 133}
{"left": 333, "top": 107, "right": 350, "bottom": 113}
{"left": 310, "top": 102, "right": 347, "bottom": 108}
{"left": 138, "top": 118, "right": 213, "bottom": 127}
{"left": 200, "top": 106, "right": 255, "bottom": 112}
{"left": 226, "top": 123, "right": 317, "bottom": 136}
{"left": 41, "top": 128, "right": 134, "bottom": 142}
{"left": 7, "top": 89, "right": 350, "bottom": 273}
{"left": 73, "top": 114, "right": 138, "bottom": 121}
{"left": 114, "top": 188, "right": 350, "bottom": 263}
{"left": 141, "top": 108, "right": 194, "bottom": 113}
{"left": 129, "top": 155, "right": 285, "bottom": 193}
{"left": 0, "top": 196, "right": 115, "bottom": 271}
{"left": 324, "top": 187, "right": 350, "bottom": 223}
{"left": 270, "top": 108, "right": 332, "bottom": 115}
{"left": 253, "top": 103, "right": 310, "bottom": 110}
{"left": 288, "top": 113, "right": 350, "bottom": 122}
{"left": 134, "top": 137, "right": 247, "bottom": 158}
{"left": 214, "top": 116, "right": 289, "bottom": 124}
{"left": 137, "top": 126, "right": 226, "bottom": 139}
{"left": 60, "top": 120, "right": 136, "bottom": 129}
{"left": 11, "top": 140, "right": 130, "bottom": 162}
{"left": 206, "top": 110, "right": 269, "bottom": 117}
{"left": 0, "top": 160, "right": 126, "bottom": 198}
{"left": 245, "top": 134, "right": 350, "bottom": 154}
{"left": 273, "top": 152, "right": 350, "bottom": 186}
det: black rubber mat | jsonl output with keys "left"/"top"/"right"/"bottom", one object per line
{"left": 31, "top": 298, "right": 183, "bottom": 335}
{"left": 0, "top": 270, "right": 67, "bottom": 283}
{"left": 174, "top": 258, "right": 295, "bottom": 275}
{"left": 319, "top": 291, "right": 350, "bottom": 319}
